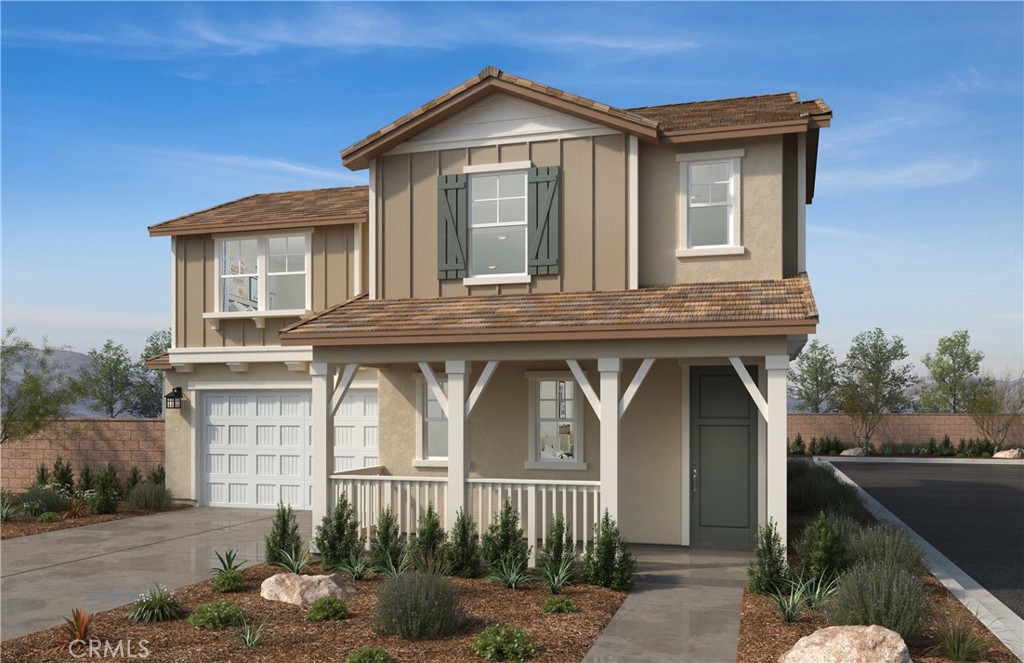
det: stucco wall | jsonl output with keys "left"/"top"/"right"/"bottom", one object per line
{"left": 1, "top": 419, "right": 164, "bottom": 492}
{"left": 788, "top": 413, "right": 1023, "bottom": 447}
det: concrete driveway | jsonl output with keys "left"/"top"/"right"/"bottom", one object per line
{"left": 0, "top": 507, "right": 313, "bottom": 640}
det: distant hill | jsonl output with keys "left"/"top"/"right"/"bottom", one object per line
{"left": 4, "top": 347, "right": 119, "bottom": 419}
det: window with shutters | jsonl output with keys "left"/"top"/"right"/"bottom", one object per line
{"left": 437, "top": 161, "right": 560, "bottom": 286}
{"left": 676, "top": 149, "right": 745, "bottom": 258}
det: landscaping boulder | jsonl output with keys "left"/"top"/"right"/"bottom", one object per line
{"left": 778, "top": 625, "right": 909, "bottom": 663}
{"left": 839, "top": 447, "right": 866, "bottom": 457}
{"left": 260, "top": 573, "right": 356, "bottom": 607}
{"left": 993, "top": 448, "right": 1024, "bottom": 459}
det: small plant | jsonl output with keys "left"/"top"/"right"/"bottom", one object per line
{"left": 211, "top": 548, "right": 247, "bottom": 575}
{"left": 238, "top": 616, "right": 269, "bottom": 647}
{"left": 801, "top": 572, "right": 839, "bottom": 611}
{"left": 53, "top": 609, "right": 93, "bottom": 654}
{"left": 314, "top": 491, "right": 362, "bottom": 572}
{"left": 408, "top": 502, "right": 446, "bottom": 561}
{"left": 541, "top": 595, "right": 578, "bottom": 614}
{"left": 848, "top": 524, "right": 925, "bottom": 574}
{"left": 147, "top": 465, "right": 166, "bottom": 486}
{"left": 125, "top": 465, "right": 142, "bottom": 495}
{"left": 583, "top": 510, "right": 637, "bottom": 591}
{"left": 446, "top": 507, "right": 481, "bottom": 578}
{"left": 62, "top": 498, "right": 90, "bottom": 520}
{"left": 35, "top": 462, "right": 50, "bottom": 487}
{"left": 274, "top": 545, "right": 313, "bottom": 574}
{"left": 374, "top": 572, "right": 465, "bottom": 640}
{"left": 187, "top": 600, "right": 249, "bottom": 630}
{"left": 538, "top": 513, "right": 575, "bottom": 570}
{"left": 306, "top": 596, "right": 349, "bottom": 622}
{"left": 335, "top": 549, "right": 372, "bottom": 580}
{"left": 126, "top": 584, "right": 185, "bottom": 623}
{"left": 21, "top": 483, "right": 68, "bottom": 515}
{"left": 0, "top": 492, "right": 20, "bottom": 522}
{"left": 89, "top": 467, "right": 119, "bottom": 515}
{"left": 76, "top": 465, "right": 95, "bottom": 493}
{"left": 264, "top": 501, "right": 303, "bottom": 566}
{"left": 935, "top": 611, "right": 989, "bottom": 662}
{"left": 38, "top": 511, "right": 60, "bottom": 523}
{"left": 128, "top": 482, "right": 172, "bottom": 510}
{"left": 539, "top": 553, "right": 576, "bottom": 595}
{"left": 770, "top": 580, "right": 807, "bottom": 623}
{"left": 748, "top": 518, "right": 789, "bottom": 594}
{"left": 403, "top": 547, "right": 453, "bottom": 577}
{"left": 789, "top": 433, "right": 806, "bottom": 455}
{"left": 370, "top": 505, "right": 406, "bottom": 572}
{"left": 472, "top": 624, "right": 538, "bottom": 662}
{"left": 213, "top": 569, "right": 246, "bottom": 593}
{"left": 825, "top": 561, "right": 930, "bottom": 640}
{"left": 51, "top": 457, "right": 75, "bottom": 493}
{"left": 488, "top": 554, "right": 533, "bottom": 590}
{"left": 797, "top": 512, "right": 845, "bottom": 579}
{"left": 481, "top": 499, "right": 529, "bottom": 571}
{"left": 348, "top": 646, "right": 395, "bottom": 663}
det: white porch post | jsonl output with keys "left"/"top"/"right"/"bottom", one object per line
{"left": 765, "top": 355, "right": 790, "bottom": 547}
{"left": 446, "top": 360, "right": 470, "bottom": 528}
{"left": 598, "top": 358, "right": 621, "bottom": 522}
{"left": 310, "top": 362, "right": 331, "bottom": 532}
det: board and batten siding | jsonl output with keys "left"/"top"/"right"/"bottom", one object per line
{"left": 174, "top": 224, "right": 359, "bottom": 348}
{"left": 376, "top": 134, "right": 630, "bottom": 300}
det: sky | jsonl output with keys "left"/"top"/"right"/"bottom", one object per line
{"left": 1, "top": 1, "right": 1022, "bottom": 374}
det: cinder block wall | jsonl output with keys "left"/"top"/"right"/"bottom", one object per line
{"left": 1, "top": 419, "right": 164, "bottom": 492}
{"left": 788, "top": 413, "right": 1023, "bottom": 447}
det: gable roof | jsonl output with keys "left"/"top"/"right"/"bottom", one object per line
{"left": 342, "top": 67, "right": 831, "bottom": 170}
{"left": 280, "top": 274, "right": 818, "bottom": 346}
{"left": 148, "top": 186, "right": 367, "bottom": 237}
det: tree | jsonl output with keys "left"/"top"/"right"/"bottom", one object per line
{"left": 835, "top": 328, "right": 917, "bottom": 450}
{"left": 917, "top": 330, "right": 986, "bottom": 413}
{"left": 79, "top": 340, "right": 137, "bottom": 418}
{"left": 130, "top": 330, "right": 171, "bottom": 418}
{"left": 970, "top": 369, "right": 1024, "bottom": 451}
{"left": 788, "top": 339, "right": 839, "bottom": 413}
{"left": 1, "top": 328, "right": 80, "bottom": 445}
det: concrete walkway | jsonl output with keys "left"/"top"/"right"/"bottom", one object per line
{"left": 584, "top": 545, "right": 751, "bottom": 663}
{"left": 0, "top": 507, "right": 313, "bottom": 640}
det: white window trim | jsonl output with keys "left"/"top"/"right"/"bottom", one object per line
{"left": 463, "top": 160, "right": 533, "bottom": 174}
{"left": 414, "top": 376, "right": 448, "bottom": 466}
{"left": 676, "top": 149, "right": 744, "bottom": 258}
{"left": 211, "top": 232, "right": 312, "bottom": 324}
{"left": 526, "top": 372, "right": 587, "bottom": 471}
{"left": 462, "top": 162, "right": 534, "bottom": 286}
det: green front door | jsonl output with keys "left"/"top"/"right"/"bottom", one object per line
{"left": 690, "top": 366, "right": 758, "bottom": 546}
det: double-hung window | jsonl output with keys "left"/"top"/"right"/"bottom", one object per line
{"left": 468, "top": 170, "right": 528, "bottom": 278}
{"left": 216, "top": 234, "right": 310, "bottom": 314}
{"left": 414, "top": 378, "right": 448, "bottom": 466}
{"left": 676, "top": 149, "right": 744, "bottom": 257}
{"left": 526, "top": 373, "right": 586, "bottom": 470}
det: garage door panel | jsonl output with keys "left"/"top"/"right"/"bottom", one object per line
{"left": 280, "top": 426, "right": 302, "bottom": 446}
{"left": 256, "top": 484, "right": 276, "bottom": 507}
{"left": 228, "top": 426, "right": 247, "bottom": 446}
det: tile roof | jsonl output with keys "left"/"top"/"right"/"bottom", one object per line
{"left": 628, "top": 93, "right": 832, "bottom": 134}
{"left": 148, "top": 186, "right": 368, "bottom": 237}
{"left": 281, "top": 274, "right": 818, "bottom": 346}
{"left": 144, "top": 352, "right": 171, "bottom": 370}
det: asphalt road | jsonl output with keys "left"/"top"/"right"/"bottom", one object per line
{"left": 835, "top": 462, "right": 1024, "bottom": 619}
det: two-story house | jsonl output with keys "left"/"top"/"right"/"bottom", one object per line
{"left": 148, "top": 67, "right": 830, "bottom": 553}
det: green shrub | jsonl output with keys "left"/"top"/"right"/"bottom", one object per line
{"left": 128, "top": 482, "right": 173, "bottom": 510}
{"left": 935, "top": 612, "right": 989, "bottom": 662}
{"left": 481, "top": 499, "right": 529, "bottom": 571}
{"left": 747, "top": 518, "right": 789, "bottom": 594}
{"left": 409, "top": 503, "right": 446, "bottom": 559}
{"left": 306, "top": 596, "right": 349, "bottom": 622}
{"left": 51, "top": 457, "right": 75, "bottom": 493}
{"left": 374, "top": 572, "right": 464, "bottom": 640}
{"left": 104, "top": 463, "right": 125, "bottom": 499}
{"left": 446, "top": 507, "right": 481, "bottom": 578}
{"left": 472, "top": 624, "right": 538, "bottom": 662}
{"left": 848, "top": 524, "right": 925, "bottom": 574}
{"left": 126, "top": 584, "right": 185, "bottom": 623}
{"left": 541, "top": 595, "right": 578, "bottom": 614}
{"left": 76, "top": 465, "right": 95, "bottom": 493}
{"left": 125, "top": 466, "right": 142, "bottom": 496}
{"left": 347, "top": 646, "right": 394, "bottom": 663}
{"left": 369, "top": 506, "right": 405, "bottom": 572}
{"left": 0, "top": 492, "right": 19, "bottom": 522}
{"left": 488, "top": 554, "right": 533, "bottom": 590}
{"left": 539, "top": 554, "right": 576, "bottom": 595}
{"left": 789, "top": 433, "right": 806, "bottom": 455}
{"left": 583, "top": 510, "right": 637, "bottom": 591}
{"left": 35, "top": 462, "right": 50, "bottom": 487}
{"left": 825, "top": 561, "right": 929, "bottom": 640}
{"left": 797, "top": 512, "right": 845, "bottom": 579}
{"left": 187, "top": 600, "right": 249, "bottom": 630}
{"left": 314, "top": 491, "right": 362, "bottom": 572}
{"left": 21, "top": 484, "right": 68, "bottom": 516}
{"left": 147, "top": 465, "right": 166, "bottom": 486}
{"left": 210, "top": 548, "right": 247, "bottom": 575}
{"left": 274, "top": 545, "right": 313, "bottom": 574}
{"left": 335, "top": 549, "right": 372, "bottom": 580}
{"left": 212, "top": 568, "right": 246, "bottom": 593}
{"left": 38, "top": 511, "right": 60, "bottom": 523}
{"left": 770, "top": 581, "right": 807, "bottom": 623}
{"left": 787, "top": 463, "right": 860, "bottom": 516}
{"left": 89, "top": 467, "right": 119, "bottom": 515}
{"left": 538, "top": 513, "right": 575, "bottom": 571}
{"left": 264, "top": 502, "right": 303, "bottom": 566}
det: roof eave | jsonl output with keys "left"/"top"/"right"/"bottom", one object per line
{"left": 148, "top": 214, "right": 367, "bottom": 238}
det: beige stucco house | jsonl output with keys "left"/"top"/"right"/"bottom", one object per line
{"left": 149, "top": 67, "right": 830, "bottom": 554}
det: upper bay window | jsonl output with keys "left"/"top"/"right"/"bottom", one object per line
{"left": 676, "top": 149, "right": 745, "bottom": 258}
{"left": 216, "top": 234, "right": 309, "bottom": 314}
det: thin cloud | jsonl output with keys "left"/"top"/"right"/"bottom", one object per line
{"left": 122, "top": 147, "right": 365, "bottom": 185}
{"left": 818, "top": 158, "right": 983, "bottom": 192}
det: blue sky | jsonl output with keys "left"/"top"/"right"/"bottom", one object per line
{"left": 2, "top": 2, "right": 1022, "bottom": 373}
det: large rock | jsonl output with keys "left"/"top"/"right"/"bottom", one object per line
{"left": 840, "top": 447, "right": 866, "bottom": 456}
{"left": 779, "top": 625, "right": 910, "bottom": 663}
{"left": 993, "top": 448, "right": 1024, "bottom": 459}
{"left": 260, "top": 573, "right": 357, "bottom": 607}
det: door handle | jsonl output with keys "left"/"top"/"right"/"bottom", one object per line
{"left": 691, "top": 467, "right": 698, "bottom": 495}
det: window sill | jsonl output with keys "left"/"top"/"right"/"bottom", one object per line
{"left": 463, "top": 274, "right": 532, "bottom": 287}
{"left": 413, "top": 459, "right": 448, "bottom": 469}
{"left": 675, "top": 246, "right": 746, "bottom": 258}
{"left": 524, "top": 461, "right": 588, "bottom": 471}
{"left": 203, "top": 310, "right": 309, "bottom": 330}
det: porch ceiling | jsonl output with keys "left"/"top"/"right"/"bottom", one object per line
{"left": 280, "top": 274, "right": 818, "bottom": 348}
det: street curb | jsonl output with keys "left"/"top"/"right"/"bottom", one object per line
{"left": 823, "top": 456, "right": 1024, "bottom": 466}
{"left": 818, "top": 459, "right": 1024, "bottom": 661}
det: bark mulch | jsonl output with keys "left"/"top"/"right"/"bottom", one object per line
{"left": 0, "top": 563, "right": 626, "bottom": 663}
{"left": 0, "top": 504, "right": 192, "bottom": 540}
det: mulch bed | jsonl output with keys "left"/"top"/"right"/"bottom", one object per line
{"left": 0, "top": 563, "right": 626, "bottom": 663}
{"left": 0, "top": 503, "right": 192, "bottom": 540}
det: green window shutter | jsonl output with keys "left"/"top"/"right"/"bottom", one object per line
{"left": 437, "top": 174, "right": 468, "bottom": 280}
{"left": 527, "top": 166, "right": 560, "bottom": 276}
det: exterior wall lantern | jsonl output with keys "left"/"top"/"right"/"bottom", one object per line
{"left": 164, "top": 387, "right": 184, "bottom": 410}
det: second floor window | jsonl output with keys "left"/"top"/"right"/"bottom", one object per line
{"left": 469, "top": 171, "right": 528, "bottom": 277}
{"left": 218, "top": 234, "right": 309, "bottom": 313}
{"left": 676, "top": 149, "right": 744, "bottom": 257}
